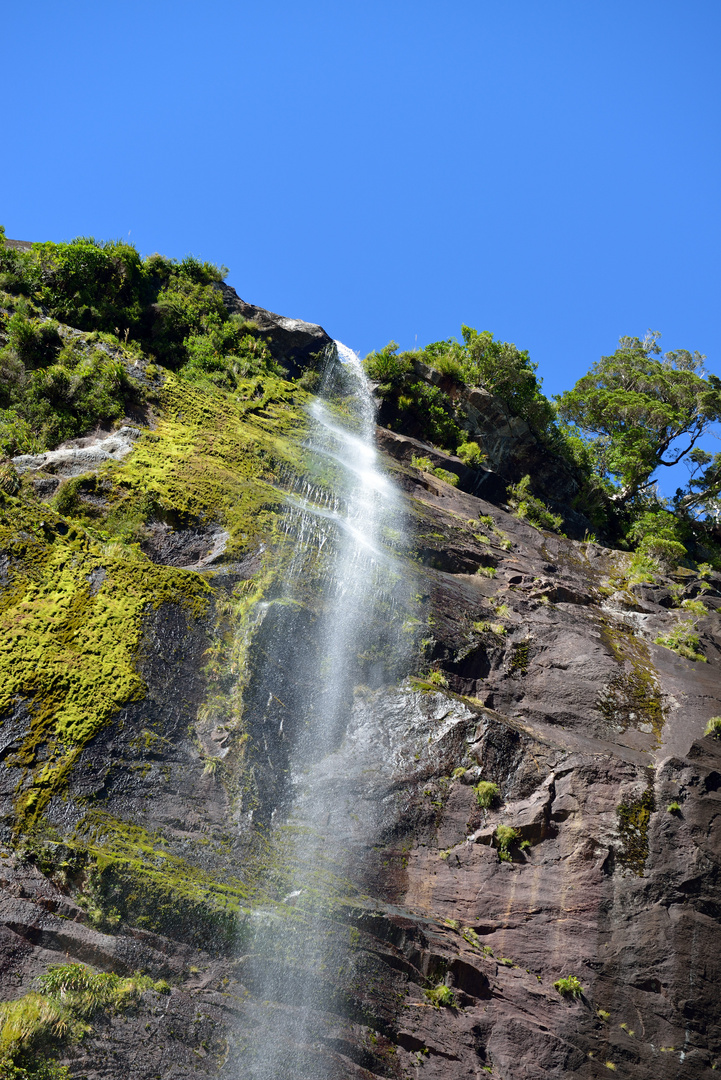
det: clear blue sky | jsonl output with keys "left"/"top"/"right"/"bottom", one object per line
{"left": 3, "top": 0, "right": 720, "bottom": 407}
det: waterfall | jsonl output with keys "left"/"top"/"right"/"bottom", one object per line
{"left": 234, "top": 342, "right": 416, "bottom": 1078}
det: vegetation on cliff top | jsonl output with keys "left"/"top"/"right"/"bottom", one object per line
{"left": 364, "top": 325, "right": 721, "bottom": 568}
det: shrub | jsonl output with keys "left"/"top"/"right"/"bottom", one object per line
{"left": 494, "top": 824, "right": 520, "bottom": 861}
{"left": 627, "top": 550, "right": 661, "bottom": 583}
{"left": 0, "top": 963, "right": 166, "bottom": 1077}
{"left": 704, "top": 717, "right": 721, "bottom": 738}
{"left": 423, "top": 670, "right": 448, "bottom": 688}
{"left": 553, "top": 975, "right": 583, "bottom": 998}
{"left": 667, "top": 801, "right": 681, "bottom": 814}
{"left": 363, "top": 342, "right": 411, "bottom": 387}
{"left": 456, "top": 440, "right": 486, "bottom": 468}
{"left": 680, "top": 598, "right": 707, "bottom": 616}
{"left": 476, "top": 565, "right": 496, "bottom": 578}
{"left": 424, "top": 984, "right": 456, "bottom": 1008}
{"left": 433, "top": 467, "right": 459, "bottom": 487}
{"left": 654, "top": 620, "right": 706, "bottom": 662}
{"left": 474, "top": 781, "right": 499, "bottom": 809}
{"left": 637, "top": 535, "right": 687, "bottom": 572}
{"left": 507, "top": 475, "right": 563, "bottom": 532}
{"left": 411, "top": 454, "right": 434, "bottom": 472}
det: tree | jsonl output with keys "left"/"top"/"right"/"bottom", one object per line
{"left": 556, "top": 332, "right": 721, "bottom": 511}
{"left": 460, "top": 327, "right": 555, "bottom": 434}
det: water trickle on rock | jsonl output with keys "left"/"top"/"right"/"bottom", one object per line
{"left": 237, "top": 342, "right": 418, "bottom": 1078}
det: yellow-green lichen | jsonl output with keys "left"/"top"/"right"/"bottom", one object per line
{"left": 0, "top": 498, "right": 210, "bottom": 826}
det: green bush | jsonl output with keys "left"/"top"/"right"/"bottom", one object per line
{"left": 456, "top": 440, "right": 486, "bottom": 468}
{"left": 637, "top": 535, "right": 687, "bottom": 572}
{"left": 553, "top": 975, "right": 583, "bottom": 998}
{"left": 474, "top": 781, "right": 499, "bottom": 808}
{"left": 704, "top": 717, "right": 721, "bottom": 738}
{"left": 654, "top": 619, "right": 706, "bottom": 662}
{"left": 0, "top": 963, "right": 166, "bottom": 1077}
{"left": 494, "top": 824, "right": 520, "bottom": 861}
{"left": 424, "top": 984, "right": 456, "bottom": 1008}
{"left": 507, "top": 475, "right": 563, "bottom": 532}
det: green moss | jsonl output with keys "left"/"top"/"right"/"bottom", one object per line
{"left": 598, "top": 620, "right": 666, "bottom": 741}
{"left": 0, "top": 498, "right": 210, "bottom": 827}
{"left": 71, "top": 811, "right": 260, "bottom": 948}
{"left": 617, "top": 778, "right": 655, "bottom": 875}
{"left": 0, "top": 361, "right": 318, "bottom": 832}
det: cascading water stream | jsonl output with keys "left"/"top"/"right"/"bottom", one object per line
{"left": 235, "top": 342, "right": 417, "bottom": 1078}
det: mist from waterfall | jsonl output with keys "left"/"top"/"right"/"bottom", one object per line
{"left": 235, "top": 342, "right": 417, "bottom": 1078}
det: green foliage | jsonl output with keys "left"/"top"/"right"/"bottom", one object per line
{"left": 411, "top": 455, "right": 434, "bottom": 471}
{"left": 667, "top": 801, "right": 681, "bottom": 813}
{"left": 0, "top": 963, "right": 164, "bottom": 1076}
{"left": 411, "top": 454, "right": 460, "bottom": 486}
{"left": 474, "top": 781, "right": 499, "bottom": 809}
{"left": 432, "top": 466, "right": 459, "bottom": 487}
{"left": 507, "top": 475, "right": 563, "bottom": 532}
{"left": 704, "top": 717, "right": 721, "bottom": 738}
{"left": 557, "top": 332, "right": 721, "bottom": 511}
{"left": 475, "top": 565, "right": 496, "bottom": 578}
{"left": 424, "top": 984, "right": 456, "bottom": 1008}
{"left": 494, "top": 824, "right": 520, "bottom": 861}
{"left": 597, "top": 1009, "right": 611, "bottom": 1022}
{"left": 654, "top": 619, "right": 706, "bottom": 662}
{"left": 456, "top": 440, "right": 486, "bottom": 467}
{"left": 363, "top": 328, "right": 556, "bottom": 452}
{"left": 553, "top": 975, "right": 584, "bottom": 998}
{"left": 422, "top": 669, "right": 449, "bottom": 688}
{"left": 459, "top": 326, "right": 555, "bottom": 433}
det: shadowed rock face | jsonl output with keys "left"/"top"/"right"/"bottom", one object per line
{"left": 1, "top": 330, "right": 720, "bottom": 1077}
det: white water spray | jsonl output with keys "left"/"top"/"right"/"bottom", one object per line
{"left": 234, "top": 342, "right": 416, "bottom": 1078}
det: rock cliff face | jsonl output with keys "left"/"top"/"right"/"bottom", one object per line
{"left": 0, "top": 292, "right": 720, "bottom": 1079}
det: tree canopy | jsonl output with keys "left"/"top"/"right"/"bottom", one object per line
{"left": 556, "top": 332, "right": 721, "bottom": 515}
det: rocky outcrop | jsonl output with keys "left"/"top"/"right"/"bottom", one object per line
{"left": 13, "top": 426, "right": 142, "bottom": 479}
{"left": 217, "top": 281, "right": 333, "bottom": 373}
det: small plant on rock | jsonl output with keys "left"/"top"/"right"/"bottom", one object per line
{"left": 507, "top": 475, "right": 563, "bottom": 532}
{"left": 476, "top": 565, "right": 497, "bottom": 578}
{"left": 494, "top": 824, "right": 520, "bottom": 861}
{"left": 474, "top": 781, "right": 499, "bottom": 809}
{"left": 655, "top": 619, "right": 706, "bottom": 662}
{"left": 553, "top": 975, "right": 583, "bottom": 998}
{"left": 457, "top": 440, "right": 486, "bottom": 468}
{"left": 704, "top": 717, "right": 721, "bottom": 738}
{"left": 424, "top": 984, "right": 455, "bottom": 1008}
{"left": 667, "top": 801, "right": 681, "bottom": 814}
